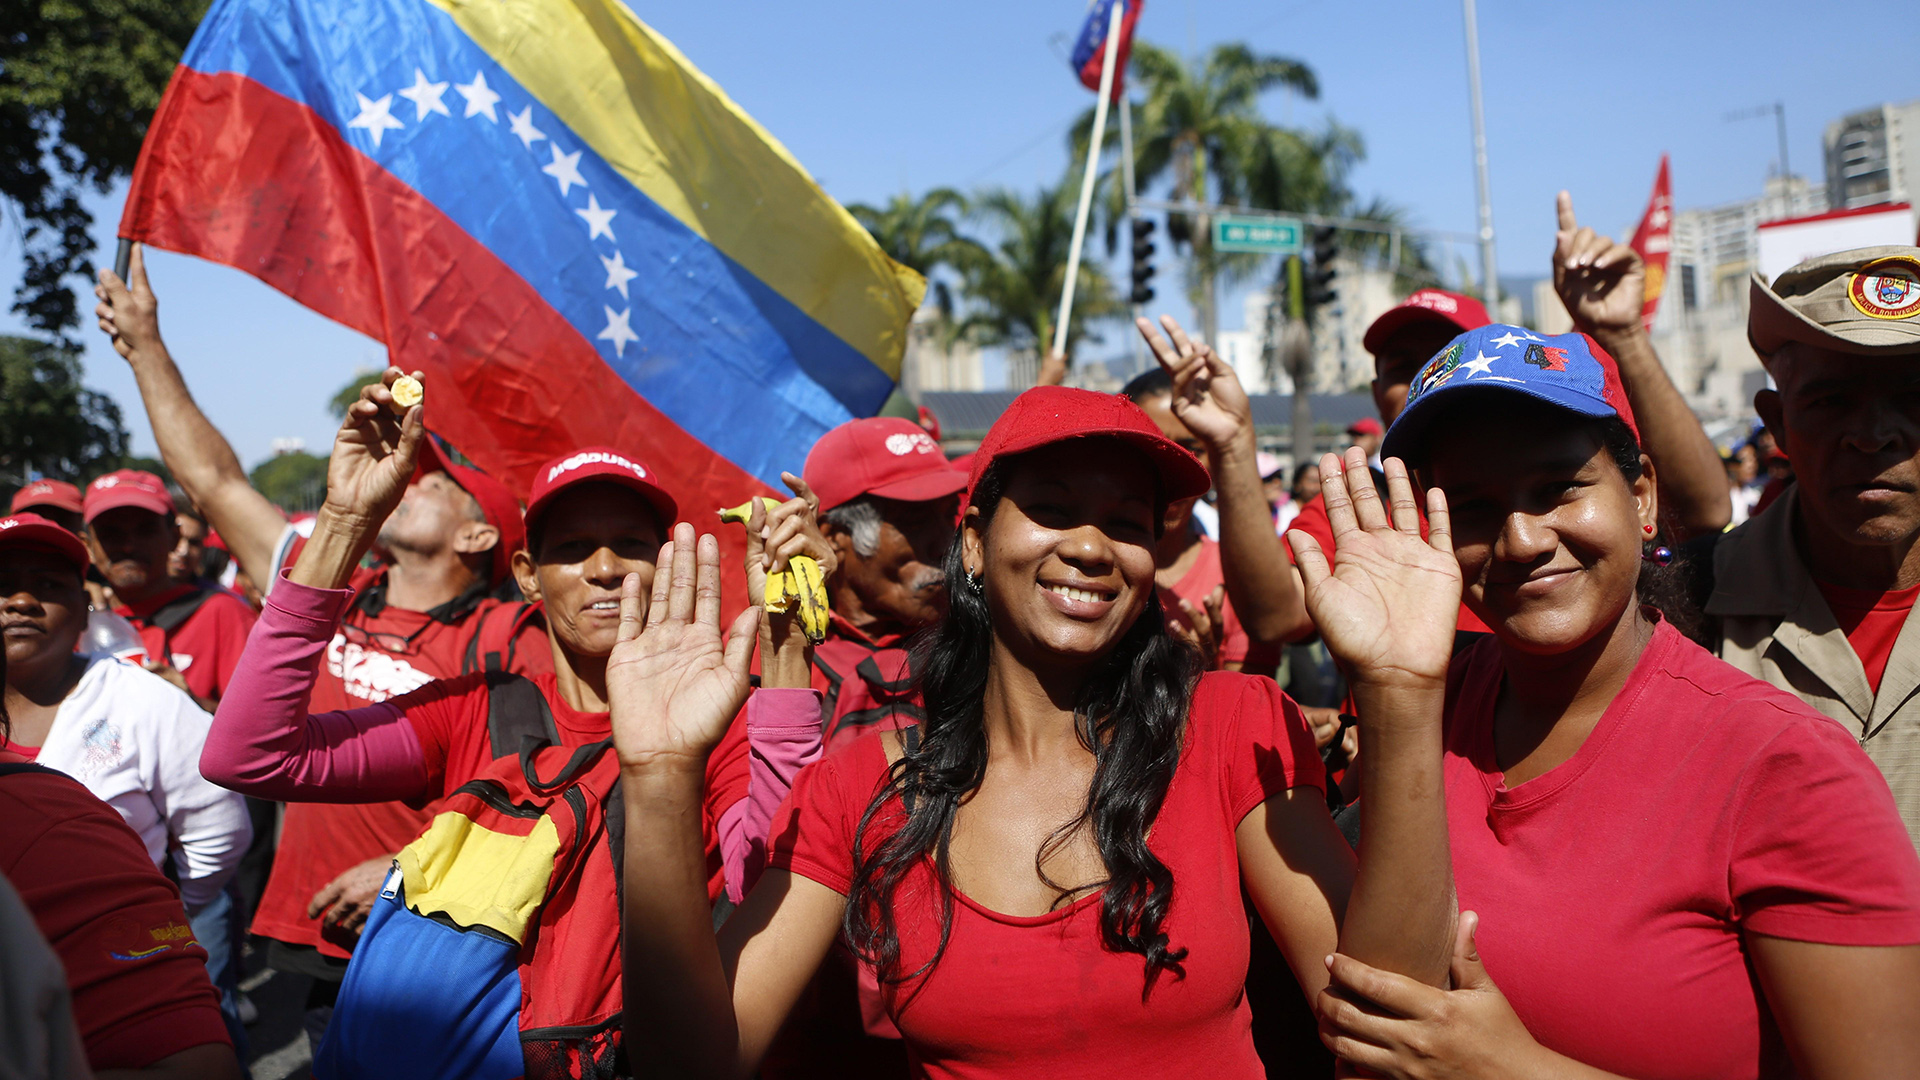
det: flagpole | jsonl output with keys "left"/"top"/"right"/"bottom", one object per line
{"left": 1052, "top": 0, "right": 1125, "bottom": 363}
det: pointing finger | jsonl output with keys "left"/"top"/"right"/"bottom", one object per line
{"left": 1136, "top": 316, "right": 1179, "bottom": 370}
{"left": 1556, "top": 189, "right": 1577, "bottom": 233}
{"left": 1160, "top": 314, "right": 1197, "bottom": 359}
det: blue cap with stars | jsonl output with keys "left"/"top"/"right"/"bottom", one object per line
{"left": 1380, "top": 324, "right": 1639, "bottom": 464}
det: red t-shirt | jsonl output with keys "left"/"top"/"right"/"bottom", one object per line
{"left": 249, "top": 578, "right": 553, "bottom": 958}
{"left": 0, "top": 766, "right": 230, "bottom": 1069}
{"left": 811, "top": 614, "right": 921, "bottom": 755}
{"left": 393, "top": 669, "right": 751, "bottom": 900}
{"left": 1815, "top": 580, "right": 1920, "bottom": 694}
{"left": 768, "top": 672, "right": 1324, "bottom": 1080}
{"left": 1285, "top": 493, "right": 1491, "bottom": 634}
{"left": 1443, "top": 621, "right": 1920, "bottom": 1079}
{"left": 117, "top": 584, "right": 258, "bottom": 702}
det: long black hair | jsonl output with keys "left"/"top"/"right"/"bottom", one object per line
{"left": 842, "top": 457, "right": 1201, "bottom": 995}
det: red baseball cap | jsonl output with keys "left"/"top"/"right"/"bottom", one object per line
{"left": 0, "top": 513, "right": 91, "bottom": 576}
{"left": 524, "top": 447, "right": 678, "bottom": 541}
{"left": 1345, "top": 417, "right": 1384, "bottom": 437}
{"left": 965, "top": 387, "right": 1211, "bottom": 509}
{"left": 413, "top": 437, "right": 525, "bottom": 586}
{"left": 10, "top": 479, "right": 83, "bottom": 516}
{"left": 804, "top": 418, "right": 968, "bottom": 513}
{"left": 1362, "top": 289, "right": 1492, "bottom": 355}
{"left": 83, "top": 470, "right": 174, "bottom": 523}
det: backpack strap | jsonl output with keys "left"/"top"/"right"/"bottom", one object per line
{"left": 809, "top": 653, "right": 846, "bottom": 717}
{"left": 463, "top": 602, "right": 540, "bottom": 676}
{"left": 483, "top": 671, "right": 562, "bottom": 760}
{"left": 0, "top": 762, "right": 56, "bottom": 780}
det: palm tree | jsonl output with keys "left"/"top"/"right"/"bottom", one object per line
{"left": 845, "top": 188, "right": 986, "bottom": 320}
{"left": 1111, "top": 42, "right": 1321, "bottom": 344}
{"left": 951, "top": 184, "right": 1123, "bottom": 384}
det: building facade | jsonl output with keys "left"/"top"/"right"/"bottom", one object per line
{"left": 1825, "top": 100, "right": 1920, "bottom": 211}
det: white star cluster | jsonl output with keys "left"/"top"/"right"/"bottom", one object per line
{"left": 344, "top": 64, "right": 640, "bottom": 359}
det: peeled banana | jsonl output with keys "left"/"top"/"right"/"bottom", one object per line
{"left": 717, "top": 498, "right": 831, "bottom": 644}
{"left": 388, "top": 375, "right": 423, "bottom": 413}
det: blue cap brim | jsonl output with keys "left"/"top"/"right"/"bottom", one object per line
{"left": 1381, "top": 382, "right": 1620, "bottom": 467}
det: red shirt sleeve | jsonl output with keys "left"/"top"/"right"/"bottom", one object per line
{"left": 1280, "top": 494, "right": 1332, "bottom": 565}
{"left": 1196, "top": 672, "right": 1326, "bottom": 822}
{"left": 389, "top": 673, "right": 491, "bottom": 803}
{"left": 0, "top": 769, "right": 230, "bottom": 1069}
{"left": 1728, "top": 715, "right": 1920, "bottom": 946}
{"left": 767, "top": 733, "right": 891, "bottom": 896}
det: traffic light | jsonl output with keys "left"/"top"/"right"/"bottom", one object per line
{"left": 1129, "top": 217, "right": 1157, "bottom": 305}
{"left": 1306, "top": 225, "right": 1339, "bottom": 308}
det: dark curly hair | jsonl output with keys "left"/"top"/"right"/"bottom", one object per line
{"left": 842, "top": 456, "right": 1201, "bottom": 997}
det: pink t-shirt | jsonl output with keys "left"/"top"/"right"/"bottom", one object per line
{"left": 768, "top": 671, "right": 1323, "bottom": 1080}
{"left": 1444, "top": 621, "right": 1920, "bottom": 1079}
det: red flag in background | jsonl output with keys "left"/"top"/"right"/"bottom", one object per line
{"left": 1629, "top": 155, "right": 1673, "bottom": 331}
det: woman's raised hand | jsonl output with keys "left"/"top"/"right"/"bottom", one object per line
{"left": 319, "top": 367, "right": 428, "bottom": 533}
{"left": 1286, "top": 449, "right": 1460, "bottom": 689}
{"left": 607, "top": 523, "right": 761, "bottom": 773}
{"left": 1136, "top": 314, "right": 1253, "bottom": 455}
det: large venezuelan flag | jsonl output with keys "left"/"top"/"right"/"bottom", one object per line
{"left": 122, "top": 0, "right": 926, "bottom": 516}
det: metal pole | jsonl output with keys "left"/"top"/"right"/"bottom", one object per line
{"left": 1774, "top": 102, "right": 1791, "bottom": 179}
{"left": 1462, "top": 0, "right": 1500, "bottom": 309}
{"left": 1052, "top": 0, "right": 1125, "bottom": 361}
{"left": 1120, "top": 92, "right": 1146, "bottom": 373}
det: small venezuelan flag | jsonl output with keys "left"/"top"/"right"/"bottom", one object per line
{"left": 122, "top": 0, "right": 926, "bottom": 507}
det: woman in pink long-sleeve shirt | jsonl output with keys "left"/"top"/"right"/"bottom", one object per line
{"left": 199, "top": 376, "right": 827, "bottom": 1077}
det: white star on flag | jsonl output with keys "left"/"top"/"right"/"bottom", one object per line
{"left": 1462, "top": 351, "right": 1498, "bottom": 376}
{"left": 600, "top": 250, "right": 638, "bottom": 299}
{"left": 542, "top": 146, "right": 586, "bottom": 196}
{"left": 397, "top": 69, "right": 450, "bottom": 120}
{"left": 507, "top": 105, "right": 546, "bottom": 149}
{"left": 454, "top": 71, "right": 500, "bottom": 121}
{"left": 347, "top": 92, "right": 405, "bottom": 148}
{"left": 576, "top": 194, "right": 617, "bottom": 241}
{"left": 598, "top": 306, "right": 638, "bottom": 357}
{"left": 1488, "top": 331, "right": 1527, "bottom": 350}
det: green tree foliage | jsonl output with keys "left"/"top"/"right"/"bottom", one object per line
{"left": 249, "top": 450, "right": 328, "bottom": 513}
{"left": 845, "top": 188, "right": 987, "bottom": 320}
{"left": 951, "top": 184, "right": 1122, "bottom": 368}
{"left": 1, "top": 0, "right": 211, "bottom": 343}
{"left": 329, "top": 368, "right": 386, "bottom": 419}
{"left": 0, "top": 335, "right": 130, "bottom": 487}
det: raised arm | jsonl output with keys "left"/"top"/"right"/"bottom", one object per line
{"left": 1554, "top": 192, "right": 1729, "bottom": 541}
{"left": 201, "top": 372, "right": 434, "bottom": 802}
{"left": 1136, "top": 315, "right": 1312, "bottom": 647}
{"left": 612, "top": 526, "right": 846, "bottom": 1080}
{"left": 96, "top": 244, "right": 295, "bottom": 585}
{"left": 1286, "top": 449, "right": 1458, "bottom": 986}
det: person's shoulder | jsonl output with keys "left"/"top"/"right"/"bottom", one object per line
{"left": 1188, "top": 671, "right": 1294, "bottom": 737}
{"left": 1646, "top": 622, "right": 1840, "bottom": 746}
{"left": 0, "top": 766, "right": 142, "bottom": 867}
{"left": 75, "top": 655, "right": 203, "bottom": 716}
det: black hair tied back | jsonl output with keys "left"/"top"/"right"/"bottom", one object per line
{"left": 843, "top": 461, "right": 1199, "bottom": 996}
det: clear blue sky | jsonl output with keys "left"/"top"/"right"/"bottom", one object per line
{"left": 2, "top": 0, "right": 1916, "bottom": 468}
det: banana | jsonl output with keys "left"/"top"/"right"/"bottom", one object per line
{"left": 716, "top": 498, "right": 830, "bottom": 643}
{"left": 717, "top": 497, "right": 783, "bottom": 525}
{"left": 388, "top": 375, "right": 423, "bottom": 413}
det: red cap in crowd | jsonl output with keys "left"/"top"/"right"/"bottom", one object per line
{"left": 965, "top": 386, "right": 1211, "bottom": 509}
{"left": 804, "top": 418, "right": 968, "bottom": 513}
{"left": 412, "top": 437, "right": 525, "bottom": 585}
{"left": 1345, "top": 417, "right": 1384, "bottom": 437}
{"left": 524, "top": 447, "right": 678, "bottom": 539}
{"left": 10, "top": 479, "right": 83, "bottom": 516}
{"left": 0, "top": 513, "right": 91, "bottom": 577}
{"left": 1362, "top": 289, "right": 1492, "bottom": 355}
{"left": 83, "top": 470, "right": 174, "bottom": 523}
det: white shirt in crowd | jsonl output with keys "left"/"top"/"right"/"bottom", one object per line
{"left": 31, "top": 656, "right": 250, "bottom": 913}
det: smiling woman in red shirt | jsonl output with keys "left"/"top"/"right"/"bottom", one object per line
{"left": 605, "top": 315, "right": 1469, "bottom": 1080}
{"left": 1308, "top": 323, "right": 1920, "bottom": 1080}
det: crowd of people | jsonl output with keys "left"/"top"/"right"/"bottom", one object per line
{"left": 3, "top": 194, "right": 1919, "bottom": 1080}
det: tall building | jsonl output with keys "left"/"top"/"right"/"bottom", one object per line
{"left": 1825, "top": 100, "right": 1920, "bottom": 211}
{"left": 897, "top": 303, "right": 984, "bottom": 394}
